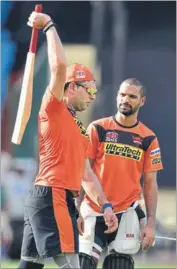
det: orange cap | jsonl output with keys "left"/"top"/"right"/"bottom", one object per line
{"left": 66, "top": 63, "right": 95, "bottom": 83}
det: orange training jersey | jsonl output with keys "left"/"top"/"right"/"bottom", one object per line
{"left": 34, "top": 90, "right": 89, "bottom": 191}
{"left": 86, "top": 116, "right": 163, "bottom": 213}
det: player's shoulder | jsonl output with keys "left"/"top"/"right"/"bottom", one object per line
{"left": 88, "top": 116, "right": 113, "bottom": 128}
{"left": 138, "top": 121, "right": 157, "bottom": 137}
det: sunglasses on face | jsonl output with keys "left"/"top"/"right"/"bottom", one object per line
{"left": 75, "top": 82, "right": 97, "bottom": 97}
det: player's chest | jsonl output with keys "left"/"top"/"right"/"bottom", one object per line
{"left": 98, "top": 129, "right": 145, "bottom": 162}
{"left": 67, "top": 113, "right": 89, "bottom": 146}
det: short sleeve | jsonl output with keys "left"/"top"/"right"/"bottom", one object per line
{"left": 86, "top": 123, "right": 99, "bottom": 160}
{"left": 39, "top": 89, "right": 64, "bottom": 119}
{"left": 144, "top": 136, "right": 163, "bottom": 173}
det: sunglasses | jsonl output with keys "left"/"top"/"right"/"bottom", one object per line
{"left": 75, "top": 82, "right": 97, "bottom": 97}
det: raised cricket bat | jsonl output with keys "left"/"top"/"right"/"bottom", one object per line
{"left": 11, "top": 4, "right": 42, "bottom": 144}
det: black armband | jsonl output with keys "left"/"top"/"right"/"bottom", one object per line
{"left": 43, "top": 20, "right": 56, "bottom": 33}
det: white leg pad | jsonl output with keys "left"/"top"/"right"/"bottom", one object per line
{"left": 79, "top": 216, "right": 96, "bottom": 255}
{"left": 109, "top": 207, "right": 142, "bottom": 255}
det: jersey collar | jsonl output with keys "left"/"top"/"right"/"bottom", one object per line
{"left": 113, "top": 116, "right": 139, "bottom": 129}
{"left": 67, "top": 105, "right": 76, "bottom": 117}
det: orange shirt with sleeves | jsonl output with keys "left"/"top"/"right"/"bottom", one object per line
{"left": 85, "top": 116, "right": 163, "bottom": 213}
{"left": 34, "top": 90, "right": 89, "bottom": 191}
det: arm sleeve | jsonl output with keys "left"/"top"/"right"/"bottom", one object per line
{"left": 39, "top": 88, "right": 64, "bottom": 120}
{"left": 86, "top": 123, "right": 99, "bottom": 160}
{"left": 144, "top": 136, "right": 163, "bottom": 173}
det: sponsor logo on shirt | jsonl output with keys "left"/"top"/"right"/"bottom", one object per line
{"left": 74, "top": 118, "right": 89, "bottom": 139}
{"left": 150, "top": 148, "right": 160, "bottom": 156}
{"left": 151, "top": 157, "right": 162, "bottom": 165}
{"left": 104, "top": 143, "right": 143, "bottom": 161}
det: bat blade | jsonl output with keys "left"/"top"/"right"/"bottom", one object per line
{"left": 11, "top": 52, "right": 35, "bottom": 144}
{"left": 11, "top": 4, "right": 42, "bottom": 145}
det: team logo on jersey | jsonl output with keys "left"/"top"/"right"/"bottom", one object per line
{"left": 75, "top": 71, "right": 85, "bottom": 79}
{"left": 104, "top": 143, "right": 143, "bottom": 161}
{"left": 132, "top": 135, "right": 143, "bottom": 146}
{"left": 150, "top": 148, "right": 160, "bottom": 156}
{"left": 151, "top": 157, "right": 161, "bottom": 165}
{"left": 105, "top": 132, "right": 118, "bottom": 142}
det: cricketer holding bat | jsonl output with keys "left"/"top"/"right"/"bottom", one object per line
{"left": 17, "top": 11, "right": 118, "bottom": 269}
{"left": 77, "top": 78, "right": 163, "bottom": 269}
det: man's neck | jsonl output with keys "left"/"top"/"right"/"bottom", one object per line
{"left": 115, "top": 112, "right": 138, "bottom": 127}
{"left": 63, "top": 97, "right": 76, "bottom": 112}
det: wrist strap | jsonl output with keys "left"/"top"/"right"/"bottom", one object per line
{"left": 101, "top": 203, "right": 113, "bottom": 213}
{"left": 43, "top": 20, "right": 55, "bottom": 33}
{"left": 43, "top": 19, "right": 53, "bottom": 29}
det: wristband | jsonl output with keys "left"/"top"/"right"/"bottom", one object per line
{"left": 101, "top": 203, "right": 113, "bottom": 213}
{"left": 43, "top": 20, "right": 55, "bottom": 33}
{"left": 43, "top": 19, "right": 53, "bottom": 29}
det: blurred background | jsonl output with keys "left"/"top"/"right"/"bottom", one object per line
{"left": 1, "top": 1, "right": 176, "bottom": 267}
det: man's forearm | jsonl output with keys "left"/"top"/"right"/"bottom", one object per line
{"left": 45, "top": 24, "right": 66, "bottom": 99}
{"left": 75, "top": 187, "right": 85, "bottom": 213}
{"left": 143, "top": 179, "right": 158, "bottom": 227}
{"left": 46, "top": 26, "right": 66, "bottom": 71}
{"left": 82, "top": 161, "right": 108, "bottom": 207}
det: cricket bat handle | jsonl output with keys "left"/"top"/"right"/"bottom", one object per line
{"left": 29, "top": 4, "right": 43, "bottom": 53}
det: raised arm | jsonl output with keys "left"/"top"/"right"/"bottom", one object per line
{"left": 46, "top": 21, "right": 66, "bottom": 100}
{"left": 28, "top": 11, "right": 67, "bottom": 100}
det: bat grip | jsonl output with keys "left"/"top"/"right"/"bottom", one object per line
{"left": 29, "top": 4, "right": 42, "bottom": 53}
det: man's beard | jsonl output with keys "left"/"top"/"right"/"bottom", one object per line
{"left": 118, "top": 103, "right": 139, "bottom": 116}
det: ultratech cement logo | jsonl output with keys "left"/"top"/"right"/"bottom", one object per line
{"left": 104, "top": 143, "right": 143, "bottom": 161}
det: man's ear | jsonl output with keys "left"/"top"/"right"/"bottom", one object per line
{"left": 68, "top": 82, "right": 77, "bottom": 96}
{"left": 140, "top": 96, "right": 146, "bottom": 107}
